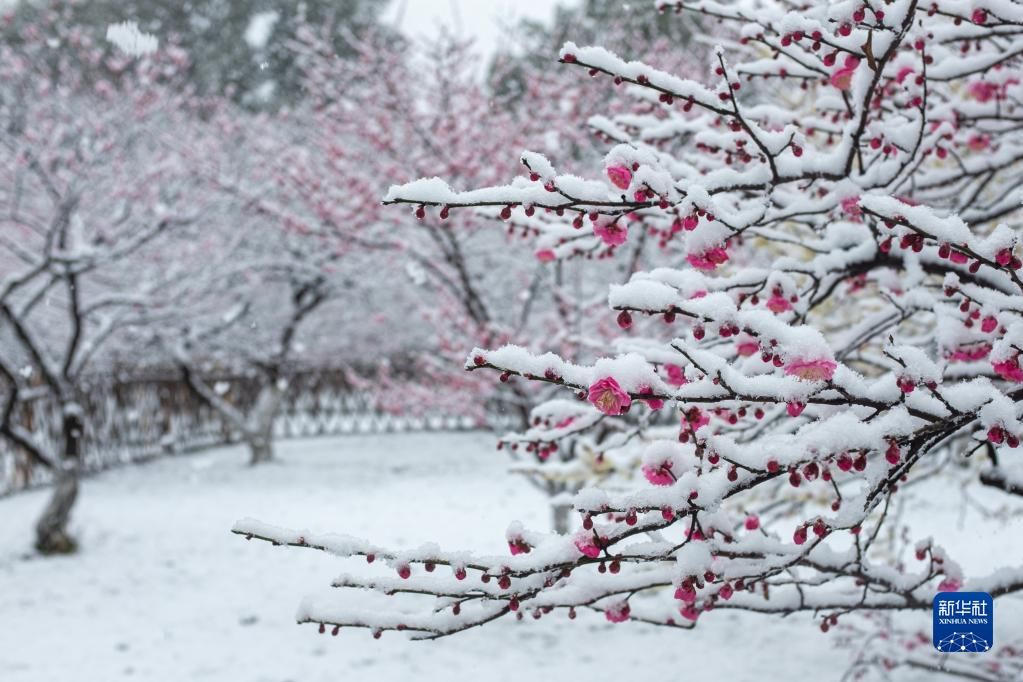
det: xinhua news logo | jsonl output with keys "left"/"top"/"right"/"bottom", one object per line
{"left": 933, "top": 592, "right": 993, "bottom": 653}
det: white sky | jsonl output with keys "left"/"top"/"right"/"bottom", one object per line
{"left": 0, "top": 1, "right": 576, "bottom": 57}
{"left": 381, "top": 0, "right": 580, "bottom": 55}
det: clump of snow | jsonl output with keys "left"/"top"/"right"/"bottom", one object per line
{"left": 244, "top": 11, "right": 280, "bottom": 50}
{"left": 105, "top": 22, "right": 158, "bottom": 57}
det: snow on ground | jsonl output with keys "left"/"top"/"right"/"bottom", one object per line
{"left": 0, "top": 433, "right": 1019, "bottom": 681}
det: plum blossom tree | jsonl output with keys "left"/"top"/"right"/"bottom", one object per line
{"left": 283, "top": 30, "right": 681, "bottom": 529}
{"left": 237, "top": 0, "right": 1023, "bottom": 677}
{"left": 289, "top": 31, "right": 593, "bottom": 415}
{"left": 288, "top": 30, "right": 716, "bottom": 531}
{"left": 0, "top": 11, "right": 207, "bottom": 552}
{"left": 155, "top": 34, "right": 502, "bottom": 467}
{"left": 158, "top": 112, "right": 387, "bottom": 466}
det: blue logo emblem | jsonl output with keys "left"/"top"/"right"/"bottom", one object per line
{"left": 933, "top": 592, "right": 993, "bottom": 653}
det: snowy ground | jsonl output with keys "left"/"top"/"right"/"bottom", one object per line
{"left": 1, "top": 433, "right": 1020, "bottom": 682}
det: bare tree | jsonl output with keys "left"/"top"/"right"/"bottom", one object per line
{"left": 0, "top": 13, "right": 204, "bottom": 552}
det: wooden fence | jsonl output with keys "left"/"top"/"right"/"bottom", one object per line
{"left": 0, "top": 368, "right": 481, "bottom": 495}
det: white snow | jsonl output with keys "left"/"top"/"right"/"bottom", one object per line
{"left": 1, "top": 433, "right": 1020, "bottom": 681}
{"left": 105, "top": 22, "right": 159, "bottom": 57}
{"left": 244, "top": 11, "right": 279, "bottom": 50}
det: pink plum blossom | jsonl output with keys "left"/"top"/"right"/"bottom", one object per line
{"left": 968, "top": 80, "right": 999, "bottom": 102}
{"left": 993, "top": 356, "right": 1023, "bottom": 382}
{"left": 766, "top": 294, "right": 792, "bottom": 313}
{"left": 574, "top": 533, "right": 601, "bottom": 558}
{"left": 683, "top": 407, "right": 711, "bottom": 430}
{"left": 830, "top": 55, "right": 860, "bottom": 91}
{"left": 736, "top": 337, "right": 759, "bottom": 357}
{"left": 937, "top": 578, "right": 962, "bottom": 592}
{"left": 535, "top": 249, "right": 556, "bottom": 262}
{"left": 674, "top": 582, "right": 697, "bottom": 603}
{"left": 606, "top": 165, "right": 632, "bottom": 190}
{"left": 686, "top": 246, "right": 729, "bottom": 270}
{"left": 988, "top": 426, "right": 1005, "bottom": 443}
{"left": 948, "top": 344, "right": 991, "bottom": 362}
{"left": 665, "top": 363, "right": 687, "bottom": 387}
{"left": 604, "top": 601, "right": 631, "bottom": 623}
{"left": 967, "top": 134, "right": 991, "bottom": 152}
{"left": 679, "top": 605, "right": 701, "bottom": 622}
{"left": 642, "top": 461, "right": 675, "bottom": 486}
{"left": 593, "top": 221, "right": 628, "bottom": 246}
{"left": 638, "top": 385, "right": 664, "bottom": 410}
{"left": 840, "top": 196, "right": 862, "bottom": 219}
{"left": 508, "top": 538, "right": 531, "bottom": 555}
{"left": 785, "top": 358, "right": 837, "bottom": 381}
{"left": 588, "top": 377, "right": 631, "bottom": 415}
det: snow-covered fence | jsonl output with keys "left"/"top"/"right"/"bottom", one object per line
{"left": 0, "top": 368, "right": 484, "bottom": 495}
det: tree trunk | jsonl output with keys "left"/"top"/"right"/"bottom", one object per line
{"left": 551, "top": 502, "right": 574, "bottom": 535}
{"left": 247, "top": 437, "right": 274, "bottom": 466}
{"left": 35, "top": 471, "right": 79, "bottom": 554}
{"left": 246, "top": 382, "right": 284, "bottom": 466}
{"left": 35, "top": 408, "right": 83, "bottom": 555}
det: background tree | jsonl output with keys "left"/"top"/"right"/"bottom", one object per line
{"left": 0, "top": 9, "right": 207, "bottom": 552}
{"left": 287, "top": 28, "right": 692, "bottom": 530}
{"left": 156, "top": 107, "right": 395, "bottom": 466}
{"left": 2, "top": 0, "right": 394, "bottom": 109}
